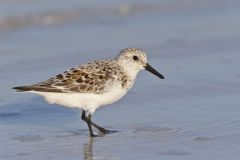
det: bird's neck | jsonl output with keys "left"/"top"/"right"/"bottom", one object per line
{"left": 116, "top": 60, "right": 140, "bottom": 81}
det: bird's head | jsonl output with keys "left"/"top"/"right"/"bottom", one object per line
{"left": 116, "top": 48, "right": 164, "bottom": 79}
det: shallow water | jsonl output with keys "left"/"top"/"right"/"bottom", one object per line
{"left": 1, "top": 0, "right": 240, "bottom": 159}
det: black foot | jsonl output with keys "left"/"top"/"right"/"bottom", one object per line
{"left": 90, "top": 133, "right": 97, "bottom": 137}
{"left": 104, "top": 130, "right": 118, "bottom": 134}
{"left": 98, "top": 128, "right": 118, "bottom": 134}
{"left": 90, "top": 134, "right": 102, "bottom": 137}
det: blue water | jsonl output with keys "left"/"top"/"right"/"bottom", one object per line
{"left": 1, "top": 0, "right": 240, "bottom": 159}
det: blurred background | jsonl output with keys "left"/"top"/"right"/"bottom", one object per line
{"left": 1, "top": 0, "right": 240, "bottom": 160}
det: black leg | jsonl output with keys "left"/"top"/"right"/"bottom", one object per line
{"left": 81, "top": 110, "right": 87, "bottom": 121}
{"left": 90, "top": 121, "right": 116, "bottom": 134}
{"left": 81, "top": 111, "right": 116, "bottom": 134}
{"left": 81, "top": 111, "right": 97, "bottom": 137}
{"left": 86, "top": 115, "right": 96, "bottom": 137}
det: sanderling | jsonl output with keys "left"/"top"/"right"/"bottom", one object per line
{"left": 13, "top": 48, "right": 164, "bottom": 137}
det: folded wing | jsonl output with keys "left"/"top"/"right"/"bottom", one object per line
{"left": 13, "top": 60, "right": 119, "bottom": 94}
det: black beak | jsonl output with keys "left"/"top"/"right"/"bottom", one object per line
{"left": 145, "top": 63, "right": 165, "bottom": 79}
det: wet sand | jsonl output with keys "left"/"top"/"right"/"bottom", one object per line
{"left": 1, "top": 0, "right": 240, "bottom": 159}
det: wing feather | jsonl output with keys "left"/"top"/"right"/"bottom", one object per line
{"left": 14, "top": 60, "right": 123, "bottom": 94}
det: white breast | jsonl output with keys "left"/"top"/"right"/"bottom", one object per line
{"left": 29, "top": 85, "right": 128, "bottom": 114}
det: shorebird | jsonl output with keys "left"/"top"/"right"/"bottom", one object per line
{"left": 13, "top": 48, "right": 164, "bottom": 137}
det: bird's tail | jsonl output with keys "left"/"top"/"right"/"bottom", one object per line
{"left": 12, "top": 86, "right": 32, "bottom": 92}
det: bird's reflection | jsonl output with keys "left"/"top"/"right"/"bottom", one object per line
{"left": 83, "top": 137, "right": 94, "bottom": 160}
{"left": 83, "top": 134, "right": 116, "bottom": 160}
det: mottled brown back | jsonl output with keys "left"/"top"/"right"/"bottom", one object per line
{"left": 14, "top": 60, "right": 131, "bottom": 94}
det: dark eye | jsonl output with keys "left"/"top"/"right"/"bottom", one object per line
{"left": 133, "top": 56, "right": 139, "bottom": 61}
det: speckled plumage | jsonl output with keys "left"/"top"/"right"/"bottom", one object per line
{"left": 25, "top": 59, "right": 132, "bottom": 94}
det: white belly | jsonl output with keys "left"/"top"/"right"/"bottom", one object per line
{"left": 29, "top": 87, "right": 128, "bottom": 114}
